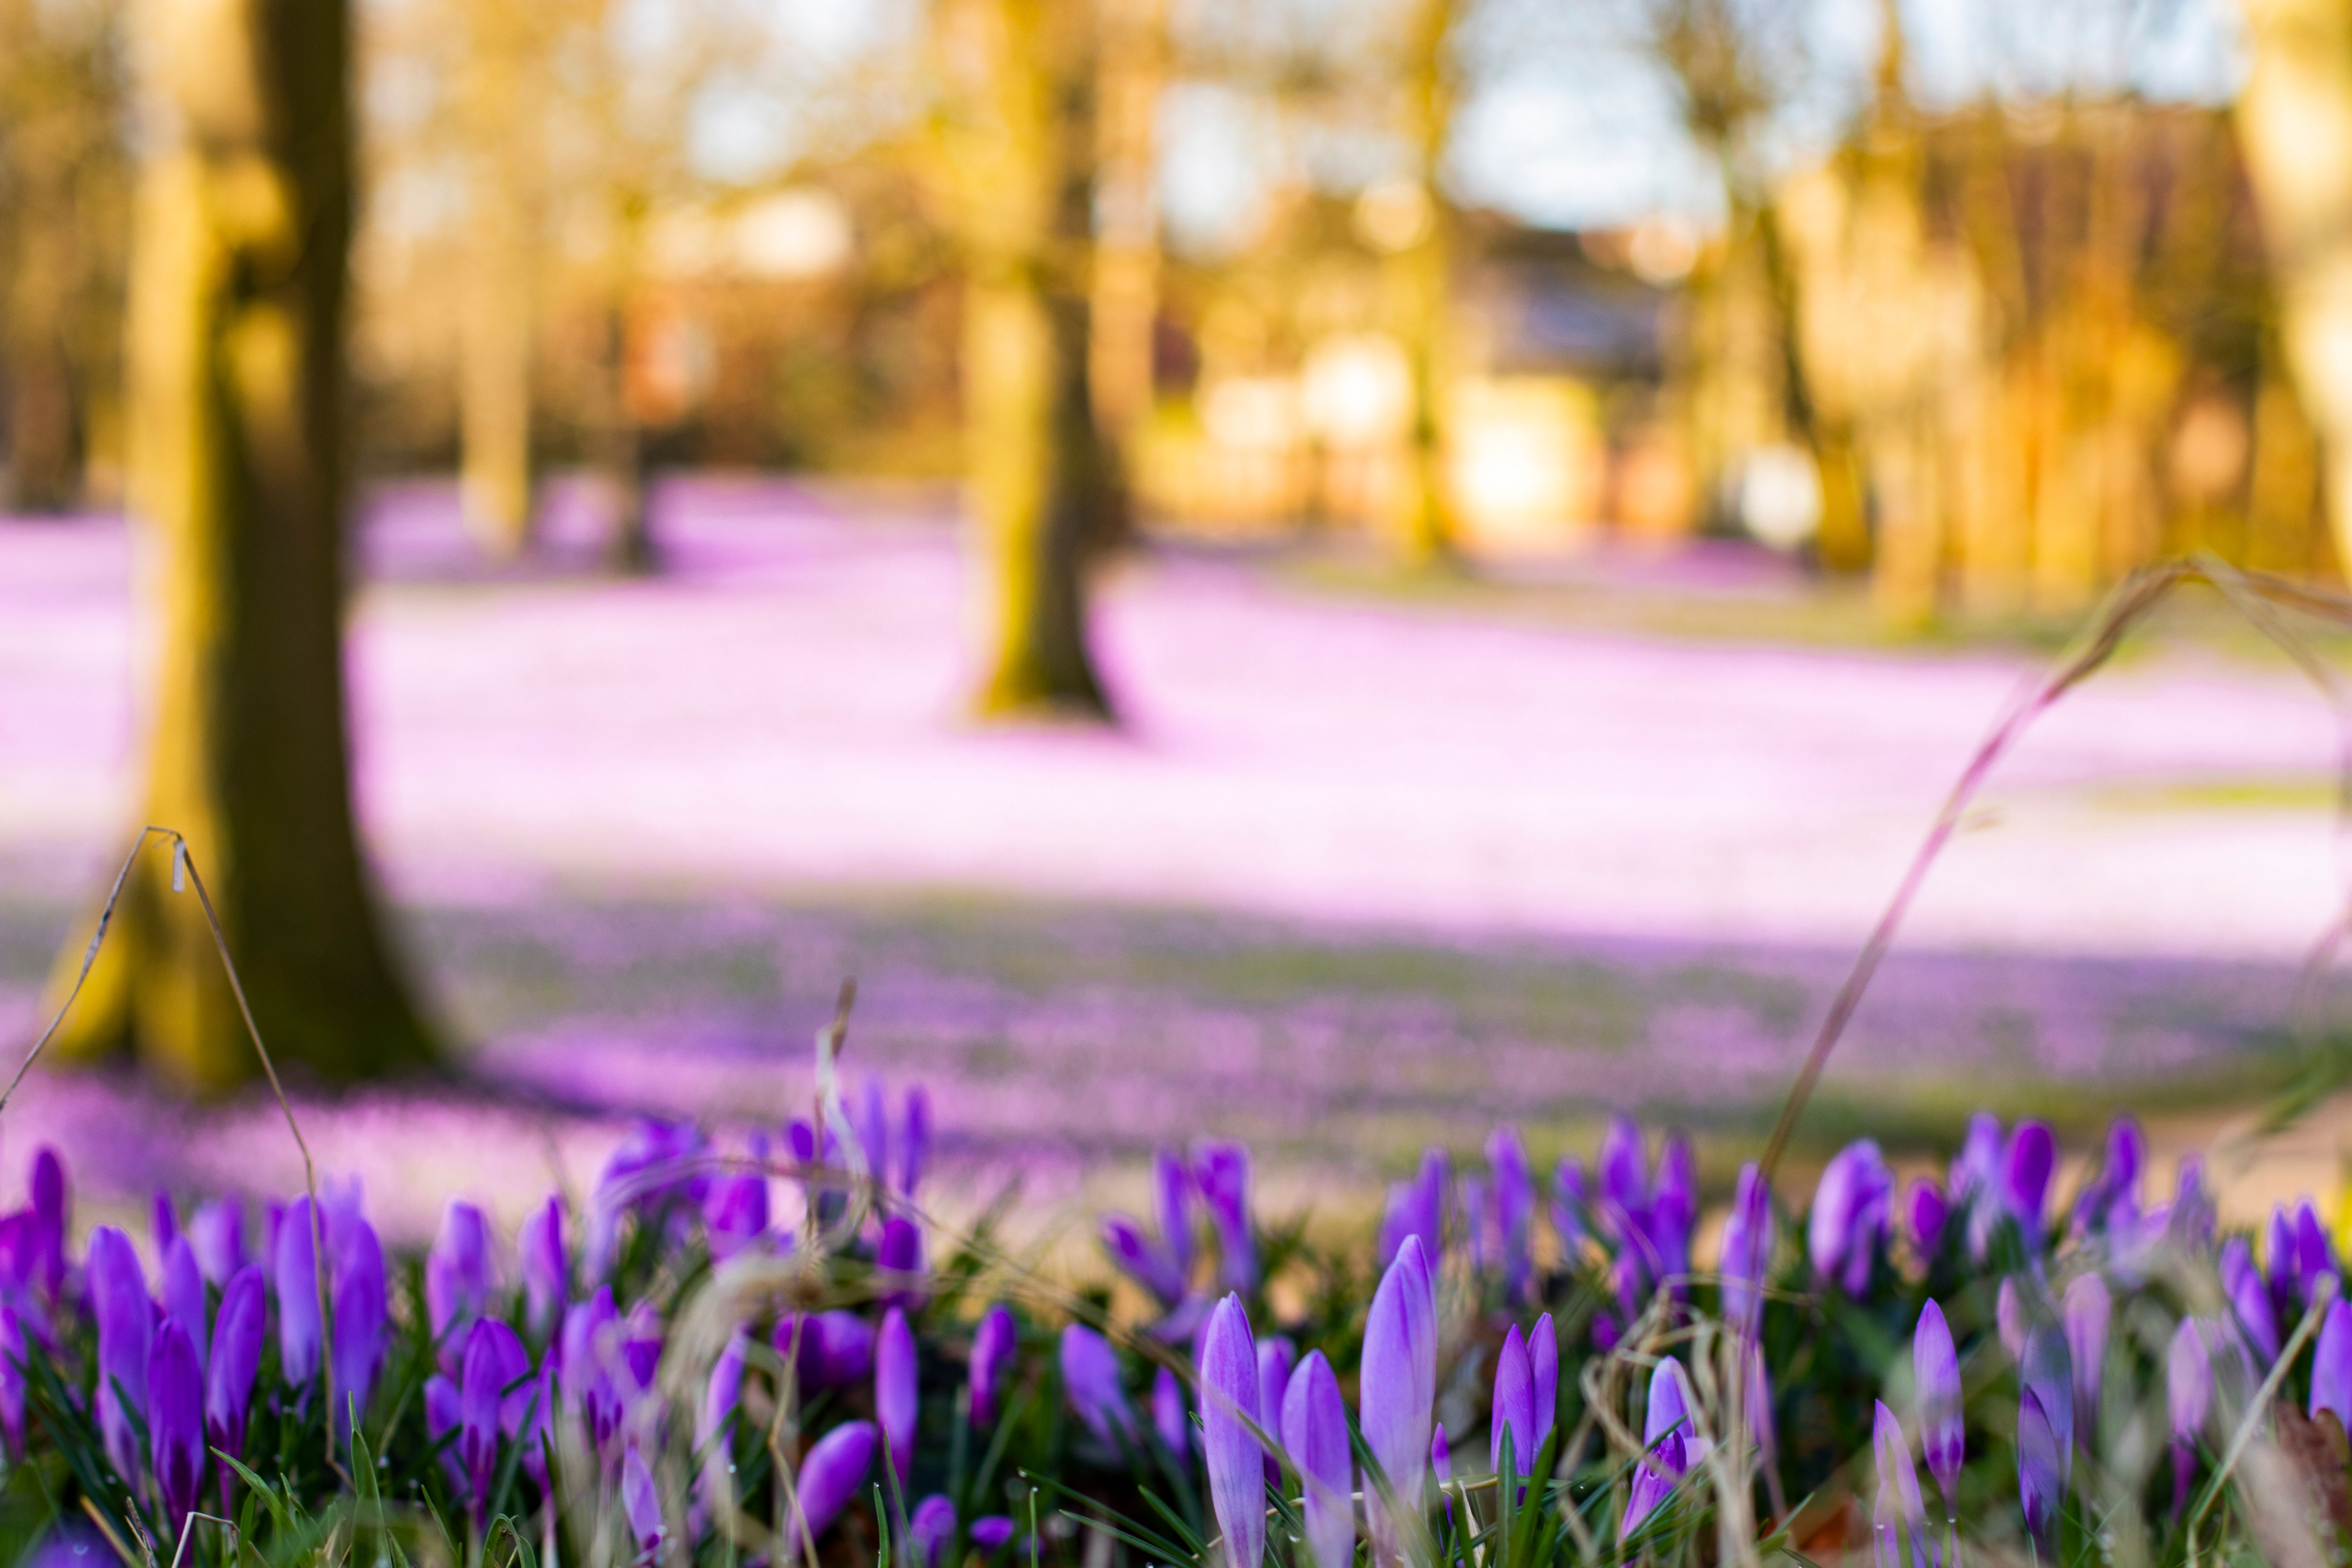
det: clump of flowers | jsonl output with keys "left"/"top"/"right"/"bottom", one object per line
{"left": 0, "top": 1058, "right": 2341, "bottom": 1568}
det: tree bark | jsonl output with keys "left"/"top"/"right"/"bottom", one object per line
{"left": 2235, "top": 0, "right": 2352, "bottom": 575}
{"left": 457, "top": 1, "right": 537, "bottom": 559}
{"left": 947, "top": 0, "right": 1115, "bottom": 720}
{"left": 1388, "top": 0, "right": 1458, "bottom": 567}
{"left": 46, "top": 0, "right": 435, "bottom": 1092}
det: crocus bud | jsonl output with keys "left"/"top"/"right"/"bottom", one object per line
{"left": 2063, "top": 1274, "right": 2110, "bottom": 1447}
{"left": 1258, "top": 1335, "right": 1296, "bottom": 1478}
{"left": 459, "top": 1319, "right": 531, "bottom": 1504}
{"left": 794, "top": 1421, "right": 877, "bottom": 1546}
{"left": 1060, "top": 1323, "right": 1136, "bottom": 1446}
{"left": 1870, "top": 1400, "right": 1929, "bottom": 1568}
{"left": 912, "top": 1494, "right": 957, "bottom": 1567}
{"left": 2017, "top": 1390, "right": 2063, "bottom": 1551}
{"left": 149, "top": 1321, "right": 205, "bottom": 1530}
{"left": 970, "top": 1304, "right": 1016, "bottom": 1429}
{"left": 519, "top": 1197, "right": 566, "bottom": 1338}
{"left": 87, "top": 1225, "right": 150, "bottom": 1477}
{"left": 1913, "top": 1299, "right": 1962, "bottom": 1514}
{"left": 1531, "top": 1312, "right": 1558, "bottom": 1448}
{"left": 970, "top": 1517, "right": 1019, "bottom": 1554}
{"left": 276, "top": 1198, "right": 322, "bottom": 1388}
{"left": 2000, "top": 1122, "right": 2056, "bottom": 1250}
{"left": 1201, "top": 1294, "right": 1265, "bottom": 1568}
{"left": 855, "top": 1078, "right": 890, "bottom": 1187}
{"left": 704, "top": 1170, "right": 769, "bottom": 1265}
{"left": 2312, "top": 1298, "right": 2352, "bottom": 1429}
{"left": 1598, "top": 1116, "right": 1650, "bottom": 1245}
{"left": 1361, "top": 1237, "right": 1435, "bottom": 1567}
{"left": 1102, "top": 1215, "right": 1183, "bottom": 1307}
{"left": 206, "top": 1268, "right": 266, "bottom": 1482}
{"left": 2223, "top": 1237, "right": 2280, "bottom": 1363}
{"left": 1153, "top": 1365, "right": 1189, "bottom": 1459}
{"left": 2020, "top": 1327, "right": 2073, "bottom": 1474}
{"left": 152, "top": 1189, "right": 179, "bottom": 1261}
{"left": 877, "top": 1306, "right": 918, "bottom": 1485}
{"left": 162, "top": 1237, "right": 209, "bottom": 1370}
{"left": 1284, "top": 1350, "right": 1354, "bottom": 1568}
{"left": 1153, "top": 1151, "right": 1192, "bottom": 1281}
{"left": 29, "top": 1147, "right": 66, "bottom": 1302}
{"left": 1996, "top": 1276, "right": 2027, "bottom": 1361}
{"left": 1432, "top": 1425, "right": 1453, "bottom": 1525}
{"left": 1488, "top": 1125, "right": 1536, "bottom": 1299}
{"left": 1808, "top": 1141, "right": 1892, "bottom": 1297}
{"left": 1906, "top": 1180, "right": 1947, "bottom": 1259}
{"left": 622, "top": 1444, "right": 664, "bottom": 1553}
{"left": 1653, "top": 1136, "right": 1696, "bottom": 1251}
{"left": 187, "top": 1199, "right": 245, "bottom": 1288}
{"left": 2073, "top": 1118, "right": 2144, "bottom": 1236}
{"left": 878, "top": 1215, "right": 926, "bottom": 1311}
{"left": 1621, "top": 1357, "right": 1691, "bottom": 1540}
{"left": 1490, "top": 1324, "right": 1536, "bottom": 1482}
{"left": 1194, "top": 1143, "right": 1258, "bottom": 1293}
{"left": 699, "top": 1331, "right": 748, "bottom": 1512}
{"left": 1718, "top": 1163, "right": 1774, "bottom": 1334}
{"left": 779, "top": 1310, "right": 877, "bottom": 1392}
{"left": 900, "top": 1089, "right": 932, "bottom": 1198}
{"left": 333, "top": 1217, "right": 387, "bottom": 1444}
{"left": 1552, "top": 1157, "right": 1589, "bottom": 1262}
{"left": 427, "top": 1202, "right": 494, "bottom": 1363}
{"left": 2294, "top": 1202, "right": 2337, "bottom": 1307}
{"left": 1381, "top": 1149, "right": 1448, "bottom": 1269}
{"left": 2169, "top": 1318, "right": 2212, "bottom": 1516}
{"left": 1949, "top": 1113, "right": 2001, "bottom": 1203}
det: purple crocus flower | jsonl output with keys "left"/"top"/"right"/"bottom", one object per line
{"left": 1949, "top": 1113, "right": 2002, "bottom": 1206}
{"left": 2072, "top": 1118, "right": 2144, "bottom": 1236}
{"left": 1621, "top": 1357, "right": 1691, "bottom": 1539}
{"left": 1871, "top": 1400, "right": 1931, "bottom": 1568}
{"left": 87, "top": 1225, "right": 151, "bottom": 1477}
{"left": 1808, "top": 1141, "right": 1892, "bottom": 1297}
{"left": 970, "top": 1517, "right": 1020, "bottom": 1554}
{"left": 1996, "top": 1276, "right": 2027, "bottom": 1361}
{"left": 561, "top": 1288, "right": 625, "bottom": 1449}
{"left": 427, "top": 1202, "right": 494, "bottom": 1365}
{"left": 1380, "top": 1149, "right": 1448, "bottom": 1269}
{"left": 791, "top": 1419, "right": 877, "bottom": 1547}
{"left": 2291, "top": 1202, "right": 2336, "bottom": 1309}
{"left": 1652, "top": 1135, "right": 1697, "bottom": 1286}
{"left": 1717, "top": 1163, "right": 1773, "bottom": 1334}
{"left": 276, "top": 1197, "right": 323, "bottom": 1389}
{"left": 1361, "top": 1237, "right": 1435, "bottom": 1567}
{"left": 1488, "top": 1125, "right": 1535, "bottom": 1299}
{"left": 779, "top": 1310, "right": 877, "bottom": 1392}
{"left": 2312, "top": 1298, "right": 2352, "bottom": 1428}
{"left": 1462, "top": 1177, "right": 1490, "bottom": 1276}
{"left": 162, "top": 1237, "right": 208, "bottom": 1370}
{"left": 187, "top": 1198, "right": 245, "bottom": 1288}
{"left": 877, "top": 1214, "right": 926, "bottom": 1310}
{"left": 1552, "top": 1157, "right": 1589, "bottom": 1262}
{"left": 704, "top": 1168, "right": 769, "bottom": 1264}
{"left": 148, "top": 1321, "right": 205, "bottom": 1530}
{"left": 1201, "top": 1294, "right": 1265, "bottom": 1568}
{"left": 699, "top": 1330, "right": 749, "bottom": 1511}
{"left": 1283, "top": 1350, "right": 1354, "bottom": 1568}
{"left": 900, "top": 1088, "right": 932, "bottom": 1198}
{"left": 2063, "top": 1274, "right": 2110, "bottom": 1445}
{"left": 1490, "top": 1323, "right": 1536, "bottom": 1482}
{"left": 622, "top": 1444, "right": 663, "bottom": 1553}
{"left": 912, "top": 1494, "right": 957, "bottom": 1567}
{"left": 1154, "top": 1151, "right": 1193, "bottom": 1283}
{"left": 519, "top": 1197, "right": 566, "bottom": 1338}
{"left": 1153, "top": 1365, "right": 1189, "bottom": 1458}
{"left": 2169, "top": 1318, "right": 2212, "bottom": 1515}
{"left": 2000, "top": 1122, "right": 2056, "bottom": 1250}
{"left": 970, "top": 1304, "right": 1016, "bottom": 1428}
{"left": 1432, "top": 1425, "right": 1453, "bottom": 1526}
{"left": 29, "top": 1148, "right": 66, "bottom": 1303}
{"left": 855, "top": 1078, "right": 891, "bottom": 1186}
{"left": 205, "top": 1268, "right": 265, "bottom": 1489}
{"left": 0, "top": 1308, "right": 24, "bottom": 1457}
{"left": 1906, "top": 1180, "right": 1947, "bottom": 1259}
{"left": 1598, "top": 1116, "right": 1650, "bottom": 1247}
{"left": 1194, "top": 1142, "right": 1258, "bottom": 1292}
{"left": 1531, "top": 1312, "right": 1558, "bottom": 1448}
{"left": 1913, "top": 1299, "right": 1962, "bottom": 1515}
{"left": 1258, "top": 1335, "right": 1296, "bottom": 1479}
{"left": 2020, "top": 1327, "right": 2074, "bottom": 1472}
{"left": 2223, "top": 1237, "right": 2281, "bottom": 1364}
{"left": 152, "top": 1189, "right": 178, "bottom": 1261}
{"left": 1060, "top": 1323, "right": 1137, "bottom": 1446}
{"left": 2017, "top": 1390, "right": 2064, "bottom": 1551}
{"left": 333, "top": 1216, "right": 388, "bottom": 1443}
{"left": 459, "top": 1318, "right": 532, "bottom": 1506}
{"left": 1103, "top": 1214, "right": 1186, "bottom": 1305}
{"left": 878, "top": 1305, "right": 918, "bottom": 1484}
{"left": 425, "top": 1375, "right": 463, "bottom": 1490}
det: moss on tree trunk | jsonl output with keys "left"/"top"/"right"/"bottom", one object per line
{"left": 45, "top": 0, "right": 434, "bottom": 1093}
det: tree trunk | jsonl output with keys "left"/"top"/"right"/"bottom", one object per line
{"left": 2235, "top": 0, "right": 2352, "bottom": 575}
{"left": 949, "top": 0, "right": 1114, "bottom": 721}
{"left": 46, "top": 0, "right": 435, "bottom": 1093}
{"left": 1388, "top": 0, "right": 1457, "bottom": 567}
{"left": 1087, "top": 0, "right": 1163, "bottom": 549}
{"left": 457, "top": 2, "right": 537, "bottom": 559}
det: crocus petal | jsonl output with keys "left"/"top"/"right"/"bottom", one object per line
{"left": 2063, "top": 1274, "right": 2111, "bottom": 1446}
{"left": 1870, "top": 1400, "right": 1930, "bottom": 1568}
{"left": 204, "top": 1268, "right": 267, "bottom": 1471}
{"left": 1361, "top": 1237, "right": 1435, "bottom": 1567}
{"left": 878, "top": 1216, "right": 926, "bottom": 1311}
{"left": 1913, "top": 1299, "right": 1962, "bottom": 1512}
{"left": 162, "top": 1237, "right": 209, "bottom": 1371}
{"left": 2312, "top": 1299, "right": 2352, "bottom": 1428}
{"left": 1488, "top": 1125, "right": 1536, "bottom": 1298}
{"left": 1283, "top": 1351, "right": 1354, "bottom": 1568}
{"left": 87, "top": 1225, "right": 151, "bottom": 1477}
{"left": 792, "top": 1419, "right": 877, "bottom": 1546}
{"left": 187, "top": 1199, "right": 245, "bottom": 1288}
{"left": 704, "top": 1169, "right": 770, "bottom": 1265}
{"left": 1201, "top": 1294, "right": 1266, "bottom": 1568}
{"left": 780, "top": 1309, "right": 878, "bottom": 1392}
{"left": 1103, "top": 1214, "right": 1185, "bottom": 1305}
{"left": 275, "top": 1198, "right": 323, "bottom": 1389}
{"left": 148, "top": 1321, "right": 205, "bottom": 1528}
{"left": 1552, "top": 1157, "right": 1589, "bottom": 1261}
{"left": 332, "top": 1217, "right": 388, "bottom": 1443}
{"left": 2020, "top": 1327, "right": 2074, "bottom": 1478}
{"left": 1153, "top": 1365, "right": 1190, "bottom": 1459}
{"left": 1194, "top": 1142, "right": 1258, "bottom": 1292}
{"left": 1530, "top": 1312, "right": 1558, "bottom": 1450}
{"left": 1718, "top": 1163, "right": 1774, "bottom": 1332}
{"left": 2169, "top": 1318, "right": 2213, "bottom": 1443}
{"left": 899, "top": 1088, "right": 932, "bottom": 1198}
{"left": 29, "top": 1147, "right": 66, "bottom": 1302}
{"left": 971, "top": 1517, "right": 1019, "bottom": 1554}
{"left": 1258, "top": 1335, "right": 1296, "bottom": 1477}
{"left": 1153, "top": 1150, "right": 1193, "bottom": 1282}
{"left": 970, "top": 1304, "right": 1016, "bottom": 1429}
{"left": 622, "top": 1444, "right": 664, "bottom": 1552}
{"left": 912, "top": 1494, "right": 957, "bottom": 1568}
{"left": 2224, "top": 1237, "right": 2281, "bottom": 1364}
{"left": 1808, "top": 1142, "right": 1891, "bottom": 1297}
{"left": 1060, "top": 1323, "right": 1136, "bottom": 1446}
{"left": 878, "top": 1306, "right": 918, "bottom": 1484}
{"left": 426, "top": 1202, "right": 494, "bottom": 1362}
{"left": 1620, "top": 1430, "right": 1687, "bottom": 1539}
{"left": 1598, "top": 1115, "right": 1650, "bottom": 1245}
{"left": 1996, "top": 1276, "right": 2027, "bottom": 1362}
{"left": 519, "top": 1197, "right": 566, "bottom": 1339}
{"left": 2017, "top": 1390, "right": 2063, "bottom": 1550}
{"left": 2000, "top": 1122, "right": 2056, "bottom": 1248}
{"left": 1906, "top": 1180, "right": 1947, "bottom": 1259}
{"left": 1489, "top": 1325, "right": 1535, "bottom": 1481}
{"left": 0, "top": 1309, "right": 24, "bottom": 1457}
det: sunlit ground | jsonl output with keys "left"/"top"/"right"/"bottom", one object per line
{"left": 2, "top": 481, "right": 2348, "bottom": 1245}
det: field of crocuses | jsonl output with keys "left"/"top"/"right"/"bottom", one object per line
{"left": 2, "top": 1012, "right": 2344, "bottom": 1568}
